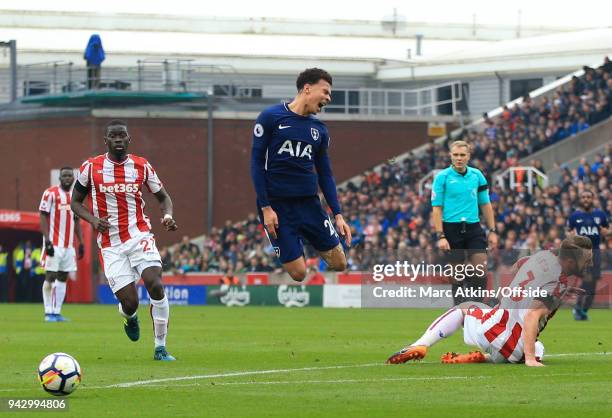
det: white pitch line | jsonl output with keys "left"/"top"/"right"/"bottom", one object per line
{"left": 123, "top": 371, "right": 610, "bottom": 389}
{"left": 144, "top": 375, "right": 488, "bottom": 388}
{"left": 88, "top": 351, "right": 611, "bottom": 390}
{"left": 87, "top": 362, "right": 383, "bottom": 389}
{"left": 545, "top": 352, "right": 609, "bottom": 358}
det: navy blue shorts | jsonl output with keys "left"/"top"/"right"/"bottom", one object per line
{"left": 258, "top": 196, "right": 340, "bottom": 264}
{"left": 589, "top": 249, "right": 602, "bottom": 280}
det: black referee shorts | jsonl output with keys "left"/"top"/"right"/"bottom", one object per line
{"left": 443, "top": 222, "right": 487, "bottom": 264}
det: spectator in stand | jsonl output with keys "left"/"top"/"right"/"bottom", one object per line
{"left": 306, "top": 266, "right": 326, "bottom": 285}
{"left": 160, "top": 248, "right": 173, "bottom": 273}
{"left": 84, "top": 34, "right": 105, "bottom": 89}
{"left": 179, "top": 235, "right": 200, "bottom": 257}
{"left": 247, "top": 257, "right": 261, "bottom": 272}
{"left": 13, "top": 241, "right": 34, "bottom": 302}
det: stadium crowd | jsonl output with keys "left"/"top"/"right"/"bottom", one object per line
{"left": 160, "top": 59, "right": 612, "bottom": 275}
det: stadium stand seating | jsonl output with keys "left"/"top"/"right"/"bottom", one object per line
{"left": 161, "top": 59, "right": 612, "bottom": 275}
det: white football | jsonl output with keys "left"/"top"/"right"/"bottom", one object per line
{"left": 37, "top": 353, "right": 82, "bottom": 396}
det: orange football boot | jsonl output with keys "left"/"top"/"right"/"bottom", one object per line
{"left": 441, "top": 351, "right": 487, "bottom": 364}
{"left": 385, "top": 345, "right": 428, "bottom": 364}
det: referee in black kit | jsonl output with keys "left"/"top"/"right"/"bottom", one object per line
{"left": 430, "top": 140, "right": 498, "bottom": 304}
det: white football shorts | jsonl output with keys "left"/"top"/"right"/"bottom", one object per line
{"left": 100, "top": 232, "right": 162, "bottom": 293}
{"left": 42, "top": 246, "right": 77, "bottom": 273}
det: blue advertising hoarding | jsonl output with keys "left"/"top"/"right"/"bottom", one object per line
{"left": 97, "top": 285, "right": 207, "bottom": 305}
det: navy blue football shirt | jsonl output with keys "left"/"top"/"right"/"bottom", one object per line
{"left": 567, "top": 209, "right": 608, "bottom": 248}
{"left": 250, "top": 102, "right": 341, "bottom": 215}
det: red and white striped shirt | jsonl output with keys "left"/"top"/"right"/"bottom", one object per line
{"left": 39, "top": 186, "right": 75, "bottom": 248}
{"left": 487, "top": 251, "right": 576, "bottom": 362}
{"left": 76, "top": 154, "right": 163, "bottom": 249}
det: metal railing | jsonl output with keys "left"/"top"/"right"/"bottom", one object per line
{"left": 8, "top": 60, "right": 464, "bottom": 118}
{"left": 13, "top": 59, "right": 261, "bottom": 100}
{"left": 323, "top": 81, "right": 463, "bottom": 116}
{"left": 417, "top": 169, "right": 442, "bottom": 196}
{"left": 495, "top": 166, "right": 548, "bottom": 194}
{"left": 21, "top": 61, "right": 75, "bottom": 96}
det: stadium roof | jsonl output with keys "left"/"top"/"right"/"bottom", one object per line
{"left": 378, "top": 28, "right": 612, "bottom": 80}
{"left": 1, "top": 9, "right": 610, "bottom": 79}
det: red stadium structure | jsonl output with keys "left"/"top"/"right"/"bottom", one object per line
{"left": 0, "top": 209, "right": 94, "bottom": 303}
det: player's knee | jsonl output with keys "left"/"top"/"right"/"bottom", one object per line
{"left": 327, "top": 254, "right": 347, "bottom": 272}
{"left": 331, "top": 258, "right": 348, "bottom": 272}
{"left": 288, "top": 268, "right": 307, "bottom": 282}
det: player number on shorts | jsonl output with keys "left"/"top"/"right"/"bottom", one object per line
{"left": 323, "top": 219, "right": 338, "bottom": 237}
{"left": 139, "top": 237, "right": 156, "bottom": 253}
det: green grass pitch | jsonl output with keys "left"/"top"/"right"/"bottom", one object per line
{"left": 1, "top": 304, "right": 610, "bottom": 417}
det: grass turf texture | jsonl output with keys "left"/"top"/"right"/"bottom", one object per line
{"left": 1, "top": 304, "right": 610, "bottom": 418}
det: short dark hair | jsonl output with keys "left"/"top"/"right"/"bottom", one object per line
{"left": 296, "top": 68, "right": 332, "bottom": 91}
{"left": 59, "top": 166, "right": 74, "bottom": 173}
{"left": 105, "top": 119, "right": 128, "bottom": 134}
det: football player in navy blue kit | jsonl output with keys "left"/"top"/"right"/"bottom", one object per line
{"left": 250, "top": 68, "right": 351, "bottom": 281}
{"left": 567, "top": 190, "right": 609, "bottom": 320}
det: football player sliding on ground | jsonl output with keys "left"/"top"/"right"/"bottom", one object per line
{"left": 386, "top": 235, "right": 592, "bottom": 366}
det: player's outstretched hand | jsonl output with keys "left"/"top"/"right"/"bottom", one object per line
{"left": 161, "top": 215, "right": 178, "bottom": 232}
{"left": 525, "top": 358, "right": 545, "bottom": 367}
{"left": 262, "top": 207, "right": 279, "bottom": 239}
{"left": 93, "top": 216, "right": 111, "bottom": 233}
{"left": 335, "top": 214, "right": 352, "bottom": 247}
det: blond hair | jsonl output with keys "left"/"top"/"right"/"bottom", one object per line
{"left": 449, "top": 140, "right": 471, "bottom": 152}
